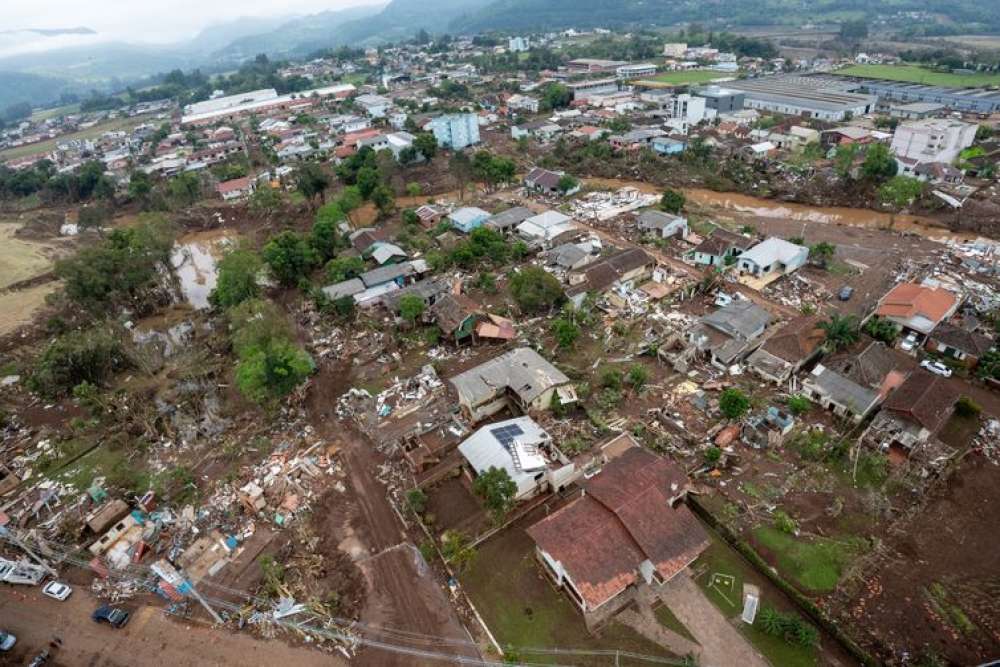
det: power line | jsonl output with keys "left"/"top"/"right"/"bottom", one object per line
{"left": 1, "top": 533, "right": 687, "bottom": 666}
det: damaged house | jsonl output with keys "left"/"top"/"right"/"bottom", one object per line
{"left": 684, "top": 301, "right": 772, "bottom": 369}
{"left": 736, "top": 237, "right": 809, "bottom": 282}
{"left": 448, "top": 347, "right": 577, "bottom": 423}
{"left": 636, "top": 210, "right": 689, "bottom": 240}
{"left": 802, "top": 341, "right": 907, "bottom": 422}
{"left": 685, "top": 228, "right": 751, "bottom": 267}
{"left": 866, "top": 370, "right": 960, "bottom": 460}
{"left": 565, "top": 247, "right": 655, "bottom": 308}
{"left": 746, "top": 315, "right": 826, "bottom": 383}
{"left": 924, "top": 322, "right": 994, "bottom": 368}
{"left": 458, "top": 416, "right": 575, "bottom": 501}
{"left": 873, "top": 282, "right": 960, "bottom": 342}
{"left": 430, "top": 293, "right": 481, "bottom": 344}
{"left": 526, "top": 442, "right": 708, "bottom": 623}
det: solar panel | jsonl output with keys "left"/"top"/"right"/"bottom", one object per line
{"left": 490, "top": 424, "right": 525, "bottom": 448}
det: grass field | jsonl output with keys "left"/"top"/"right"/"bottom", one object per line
{"left": 461, "top": 523, "right": 677, "bottom": 664}
{"left": 752, "top": 527, "right": 864, "bottom": 593}
{"left": 633, "top": 70, "right": 726, "bottom": 87}
{"left": 29, "top": 103, "right": 80, "bottom": 122}
{"left": 838, "top": 64, "right": 1000, "bottom": 88}
{"left": 0, "top": 115, "right": 144, "bottom": 161}
{"left": 695, "top": 534, "right": 818, "bottom": 667}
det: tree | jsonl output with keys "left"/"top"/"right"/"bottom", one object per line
{"left": 440, "top": 530, "right": 476, "bottom": 570}
{"left": 556, "top": 174, "right": 579, "bottom": 195}
{"left": 878, "top": 176, "right": 924, "bottom": 209}
{"left": 127, "top": 170, "right": 153, "bottom": 203}
{"left": 659, "top": 189, "right": 685, "bottom": 214}
{"left": 819, "top": 314, "right": 860, "bottom": 351}
{"left": 78, "top": 204, "right": 110, "bottom": 233}
{"left": 405, "top": 182, "right": 422, "bottom": 197}
{"left": 29, "top": 325, "right": 127, "bottom": 397}
{"left": 509, "top": 266, "right": 564, "bottom": 313}
{"left": 210, "top": 249, "right": 262, "bottom": 309}
{"left": 540, "top": 83, "right": 572, "bottom": 111}
{"left": 449, "top": 151, "right": 474, "bottom": 201}
{"left": 235, "top": 338, "right": 315, "bottom": 403}
{"left": 839, "top": 19, "right": 869, "bottom": 41}
{"left": 786, "top": 395, "right": 812, "bottom": 416}
{"left": 808, "top": 241, "right": 835, "bottom": 268}
{"left": 296, "top": 161, "right": 330, "bottom": 206}
{"left": 168, "top": 172, "right": 202, "bottom": 207}
{"left": 863, "top": 316, "right": 899, "bottom": 344}
{"left": 262, "top": 231, "right": 317, "bottom": 287}
{"left": 371, "top": 183, "right": 396, "bottom": 217}
{"left": 311, "top": 204, "right": 346, "bottom": 261}
{"left": 250, "top": 185, "right": 283, "bottom": 215}
{"left": 861, "top": 143, "right": 898, "bottom": 181}
{"left": 325, "top": 256, "right": 365, "bottom": 282}
{"left": 413, "top": 132, "right": 438, "bottom": 160}
{"left": 551, "top": 317, "right": 580, "bottom": 349}
{"left": 719, "top": 388, "right": 750, "bottom": 420}
{"left": 356, "top": 166, "right": 380, "bottom": 199}
{"left": 833, "top": 144, "right": 859, "bottom": 179}
{"left": 398, "top": 294, "right": 426, "bottom": 327}
{"left": 335, "top": 186, "right": 363, "bottom": 223}
{"left": 977, "top": 349, "right": 1000, "bottom": 380}
{"left": 472, "top": 466, "right": 517, "bottom": 523}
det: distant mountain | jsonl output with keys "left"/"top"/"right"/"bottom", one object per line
{"left": 0, "top": 42, "right": 196, "bottom": 82}
{"left": 212, "top": 4, "right": 387, "bottom": 60}
{"left": 0, "top": 70, "right": 75, "bottom": 109}
{"left": 453, "top": 0, "right": 1000, "bottom": 32}
{"left": 185, "top": 16, "right": 295, "bottom": 57}
{"left": 331, "top": 0, "right": 495, "bottom": 46}
{"left": 0, "top": 27, "right": 96, "bottom": 37}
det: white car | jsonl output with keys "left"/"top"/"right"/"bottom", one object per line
{"left": 42, "top": 581, "right": 72, "bottom": 601}
{"left": 900, "top": 332, "right": 919, "bottom": 351}
{"left": 920, "top": 360, "right": 953, "bottom": 377}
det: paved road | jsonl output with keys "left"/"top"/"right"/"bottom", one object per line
{"left": 0, "top": 585, "right": 345, "bottom": 666}
{"left": 657, "top": 572, "right": 770, "bottom": 667}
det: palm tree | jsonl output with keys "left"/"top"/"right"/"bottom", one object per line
{"left": 819, "top": 314, "right": 860, "bottom": 351}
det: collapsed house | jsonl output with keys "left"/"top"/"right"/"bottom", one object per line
{"left": 866, "top": 370, "right": 960, "bottom": 460}
{"left": 684, "top": 301, "right": 772, "bottom": 369}
{"left": 565, "top": 247, "right": 655, "bottom": 308}
{"left": 448, "top": 347, "right": 577, "bottom": 423}
{"left": 746, "top": 315, "right": 826, "bottom": 383}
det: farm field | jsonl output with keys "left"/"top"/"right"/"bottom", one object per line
{"left": 633, "top": 70, "right": 729, "bottom": 87}
{"left": 838, "top": 64, "right": 1000, "bottom": 87}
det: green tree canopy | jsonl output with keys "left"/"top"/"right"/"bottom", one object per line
{"left": 861, "top": 143, "right": 898, "bottom": 181}
{"left": 509, "top": 266, "right": 564, "bottom": 313}
{"left": 472, "top": 466, "right": 517, "bottom": 522}
{"left": 262, "top": 231, "right": 317, "bottom": 287}
{"left": 719, "top": 388, "right": 750, "bottom": 420}
{"left": 210, "top": 249, "right": 262, "bottom": 310}
{"left": 819, "top": 314, "right": 860, "bottom": 351}
{"left": 659, "top": 189, "right": 685, "bottom": 214}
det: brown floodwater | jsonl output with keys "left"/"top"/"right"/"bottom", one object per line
{"left": 582, "top": 178, "right": 973, "bottom": 243}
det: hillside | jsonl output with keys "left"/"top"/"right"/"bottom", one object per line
{"left": 332, "top": 0, "right": 496, "bottom": 46}
{"left": 453, "top": 0, "right": 1000, "bottom": 32}
{"left": 0, "top": 71, "right": 75, "bottom": 109}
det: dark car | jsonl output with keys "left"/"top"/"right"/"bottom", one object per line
{"left": 838, "top": 286, "right": 854, "bottom": 301}
{"left": 92, "top": 605, "right": 130, "bottom": 628}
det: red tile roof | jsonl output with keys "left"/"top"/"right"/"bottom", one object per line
{"left": 882, "top": 369, "right": 959, "bottom": 432}
{"left": 876, "top": 283, "right": 958, "bottom": 325}
{"left": 527, "top": 447, "right": 708, "bottom": 610}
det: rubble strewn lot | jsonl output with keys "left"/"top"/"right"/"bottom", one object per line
{"left": 3, "top": 35, "right": 1000, "bottom": 667}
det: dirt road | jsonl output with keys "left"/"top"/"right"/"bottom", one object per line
{"left": 0, "top": 585, "right": 345, "bottom": 667}
{"left": 306, "top": 362, "right": 482, "bottom": 667}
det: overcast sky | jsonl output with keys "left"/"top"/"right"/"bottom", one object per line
{"left": 4, "top": 0, "right": 382, "bottom": 47}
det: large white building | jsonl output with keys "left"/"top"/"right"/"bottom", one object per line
{"left": 890, "top": 118, "right": 977, "bottom": 167}
{"left": 428, "top": 113, "right": 480, "bottom": 150}
{"left": 509, "top": 36, "right": 530, "bottom": 52}
{"left": 616, "top": 63, "right": 657, "bottom": 79}
{"left": 667, "top": 93, "right": 707, "bottom": 125}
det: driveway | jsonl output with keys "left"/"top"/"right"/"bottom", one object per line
{"left": 657, "top": 572, "right": 770, "bottom": 667}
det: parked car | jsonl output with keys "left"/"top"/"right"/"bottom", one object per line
{"left": 0, "top": 630, "right": 15, "bottom": 651}
{"left": 900, "top": 332, "right": 919, "bottom": 351}
{"left": 837, "top": 285, "right": 854, "bottom": 301}
{"left": 92, "top": 605, "right": 130, "bottom": 628}
{"left": 920, "top": 359, "right": 953, "bottom": 377}
{"left": 42, "top": 581, "right": 72, "bottom": 601}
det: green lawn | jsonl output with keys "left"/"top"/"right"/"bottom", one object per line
{"left": 839, "top": 64, "right": 1000, "bottom": 88}
{"left": 751, "top": 527, "right": 864, "bottom": 593}
{"left": 695, "top": 532, "right": 818, "bottom": 667}
{"left": 461, "top": 524, "right": 677, "bottom": 665}
{"left": 634, "top": 70, "right": 725, "bottom": 87}
{"left": 29, "top": 103, "right": 79, "bottom": 122}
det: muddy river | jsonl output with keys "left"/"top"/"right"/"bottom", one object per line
{"left": 583, "top": 178, "right": 974, "bottom": 243}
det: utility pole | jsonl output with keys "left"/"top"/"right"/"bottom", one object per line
{"left": 151, "top": 559, "right": 224, "bottom": 624}
{"left": 0, "top": 526, "right": 58, "bottom": 577}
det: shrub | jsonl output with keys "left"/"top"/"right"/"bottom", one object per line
{"left": 406, "top": 488, "right": 428, "bottom": 514}
{"left": 954, "top": 396, "right": 981, "bottom": 418}
{"left": 704, "top": 446, "right": 722, "bottom": 466}
{"left": 30, "top": 325, "right": 128, "bottom": 397}
{"left": 755, "top": 605, "right": 819, "bottom": 647}
{"left": 509, "top": 266, "right": 563, "bottom": 313}
{"left": 719, "top": 388, "right": 750, "bottom": 420}
{"left": 210, "top": 249, "right": 262, "bottom": 309}
{"left": 773, "top": 510, "right": 798, "bottom": 534}
{"left": 786, "top": 394, "right": 812, "bottom": 416}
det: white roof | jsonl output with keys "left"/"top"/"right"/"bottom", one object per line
{"left": 449, "top": 207, "right": 491, "bottom": 225}
{"left": 517, "top": 210, "right": 575, "bottom": 240}
{"left": 741, "top": 237, "right": 805, "bottom": 266}
{"left": 750, "top": 141, "right": 776, "bottom": 153}
{"left": 458, "top": 416, "right": 551, "bottom": 498}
